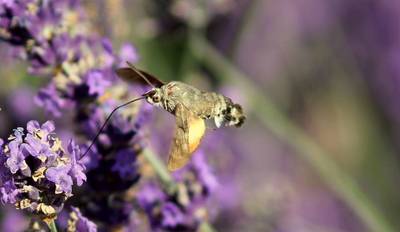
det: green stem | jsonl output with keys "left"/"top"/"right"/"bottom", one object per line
{"left": 228, "top": 0, "right": 261, "bottom": 58}
{"left": 46, "top": 219, "right": 58, "bottom": 232}
{"left": 178, "top": 32, "right": 195, "bottom": 79}
{"left": 199, "top": 222, "right": 217, "bottom": 232}
{"left": 190, "top": 35, "right": 395, "bottom": 232}
{"left": 142, "top": 149, "right": 173, "bottom": 186}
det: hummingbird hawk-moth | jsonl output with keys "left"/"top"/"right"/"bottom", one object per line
{"left": 81, "top": 62, "right": 245, "bottom": 170}
{"left": 115, "top": 63, "right": 245, "bottom": 171}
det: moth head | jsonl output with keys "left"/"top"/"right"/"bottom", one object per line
{"left": 143, "top": 88, "right": 163, "bottom": 106}
{"left": 224, "top": 103, "right": 246, "bottom": 127}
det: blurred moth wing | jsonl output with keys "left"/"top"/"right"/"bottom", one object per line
{"left": 116, "top": 64, "right": 207, "bottom": 170}
{"left": 168, "top": 103, "right": 206, "bottom": 171}
{"left": 115, "top": 63, "right": 164, "bottom": 87}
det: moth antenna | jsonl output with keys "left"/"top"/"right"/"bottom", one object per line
{"left": 126, "top": 61, "right": 156, "bottom": 88}
{"left": 80, "top": 96, "right": 146, "bottom": 159}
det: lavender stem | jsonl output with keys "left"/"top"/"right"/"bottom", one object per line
{"left": 142, "top": 149, "right": 173, "bottom": 186}
{"left": 45, "top": 220, "right": 58, "bottom": 232}
{"left": 199, "top": 222, "right": 217, "bottom": 232}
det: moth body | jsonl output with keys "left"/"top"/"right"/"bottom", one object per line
{"left": 116, "top": 63, "right": 245, "bottom": 171}
{"left": 144, "top": 81, "right": 245, "bottom": 128}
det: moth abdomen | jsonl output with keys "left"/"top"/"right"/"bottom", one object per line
{"left": 210, "top": 94, "right": 245, "bottom": 128}
{"left": 223, "top": 101, "right": 245, "bottom": 127}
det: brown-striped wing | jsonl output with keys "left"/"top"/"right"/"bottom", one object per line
{"left": 167, "top": 103, "right": 206, "bottom": 171}
{"left": 115, "top": 62, "right": 164, "bottom": 87}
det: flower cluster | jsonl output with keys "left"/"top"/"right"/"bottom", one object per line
{"left": 0, "top": 120, "right": 86, "bottom": 220}
{"left": 138, "top": 152, "right": 218, "bottom": 231}
{"left": 0, "top": 0, "right": 137, "bottom": 116}
{"left": 1, "top": 1, "right": 150, "bottom": 230}
{"left": 0, "top": 0, "right": 217, "bottom": 231}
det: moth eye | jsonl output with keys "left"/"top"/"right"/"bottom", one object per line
{"left": 153, "top": 95, "right": 161, "bottom": 102}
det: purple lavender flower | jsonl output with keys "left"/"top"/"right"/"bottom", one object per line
{"left": 46, "top": 166, "right": 74, "bottom": 194}
{"left": 85, "top": 71, "right": 111, "bottom": 96}
{"left": 119, "top": 43, "right": 139, "bottom": 66}
{"left": 68, "top": 140, "right": 87, "bottom": 186}
{"left": 0, "top": 0, "right": 14, "bottom": 9}
{"left": 138, "top": 182, "right": 200, "bottom": 231}
{"left": 137, "top": 182, "right": 165, "bottom": 205}
{"left": 0, "top": 121, "right": 86, "bottom": 220}
{"left": 35, "top": 83, "right": 69, "bottom": 117}
{"left": 6, "top": 139, "right": 29, "bottom": 175}
{"left": 68, "top": 207, "right": 97, "bottom": 232}
{"left": 27, "top": 120, "right": 55, "bottom": 134}
{"left": 174, "top": 151, "right": 219, "bottom": 193}
{"left": 21, "top": 120, "right": 58, "bottom": 162}
{"left": 0, "top": 180, "right": 18, "bottom": 205}
{"left": 111, "top": 148, "right": 139, "bottom": 179}
{"left": 161, "top": 203, "right": 186, "bottom": 228}
{"left": 78, "top": 143, "right": 100, "bottom": 171}
{"left": 101, "top": 38, "right": 116, "bottom": 68}
{"left": 137, "top": 151, "right": 217, "bottom": 231}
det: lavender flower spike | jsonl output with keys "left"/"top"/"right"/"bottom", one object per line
{"left": 68, "top": 207, "right": 97, "bottom": 232}
{"left": 0, "top": 121, "right": 87, "bottom": 220}
{"left": 138, "top": 152, "right": 217, "bottom": 231}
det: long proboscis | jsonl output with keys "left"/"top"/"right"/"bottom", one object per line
{"left": 80, "top": 96, "right": 146, "bottom": 159}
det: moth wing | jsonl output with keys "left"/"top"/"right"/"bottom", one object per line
{"left": 115, "top": 63, "right": 164, "bottom": 87}
{"left": 167, "top": 104, "right": 206, "bottom": 171}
